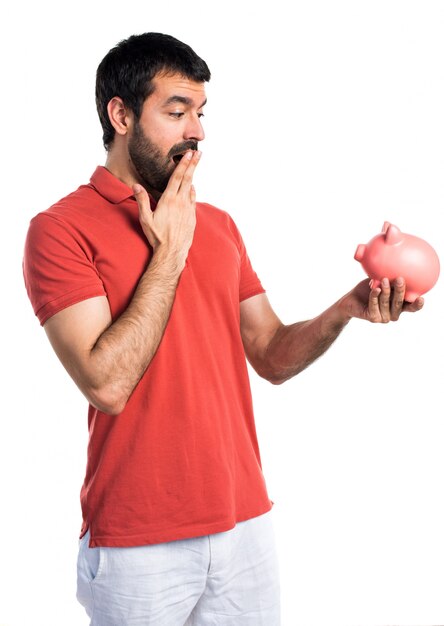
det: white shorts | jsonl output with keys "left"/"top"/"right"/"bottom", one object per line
{"left": 76, "top": 510, "right": 280, "bottom": 625}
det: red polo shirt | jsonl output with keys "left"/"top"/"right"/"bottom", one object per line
{"left": 23, "top": 166, "right": 272, "bottom": 547}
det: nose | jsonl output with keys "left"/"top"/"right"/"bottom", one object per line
{"left": 184, "top": 114, "right": 205, "bottom": 142}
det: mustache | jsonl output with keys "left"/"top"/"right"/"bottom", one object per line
{"left": 167, "top": 141, "right": 199, "bottom": 159}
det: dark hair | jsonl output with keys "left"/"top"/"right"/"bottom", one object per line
{"left": 96, "top": 32, "right": 211, "bottom": 150}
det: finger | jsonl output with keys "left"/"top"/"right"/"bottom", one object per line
{"left": 166, "top": 150, "right": 200, "bottom": 196}
{"left": 190, "top": 184, "right": 196, "bottom": 203}
{"left": 177, "top": 150, "right": 202, "bottom": 197}
{"left": 390, "top": 277, "right": 406, "bottom": 321}
{"left": 368, "top": 287, "right": 382, "bottom": 322}
{"left": 162, "top": 150, "right": 194, "bottom": 197}
{"left": 133, "top": 183, "right": 153, "bottom": 227}
{"left": 379, "top": 278, "right": 391, "bottom": 323}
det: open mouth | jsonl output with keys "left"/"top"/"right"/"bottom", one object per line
{"left": 172, "top": 154, "right": 184, "bottom": 165}
{"left": 172, "top": 147, "right": 197, "bottom": 165}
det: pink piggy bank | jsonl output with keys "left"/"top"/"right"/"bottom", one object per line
{"left": 354, "top": 222, "right": 440, "bottom": 302}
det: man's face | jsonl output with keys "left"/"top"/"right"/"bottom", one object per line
{"left": 128, "top": 73, "right": 207, "bottom": 194}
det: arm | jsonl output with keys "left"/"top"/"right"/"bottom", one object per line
{"left": 240, "top": 277, "right": 424, "bottom": 385}
{"left": 44, "top": 150, "right": 200, "bottom": 415}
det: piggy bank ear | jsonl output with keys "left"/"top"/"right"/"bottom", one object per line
{"left": 382, "top": 221, "right": 391, "bottom": 233}
{"left": 385, "top": 224, "right": 402, "bottom": 245}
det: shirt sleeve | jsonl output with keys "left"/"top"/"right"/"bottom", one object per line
{"left": 23, "top": 212, "right": 107, "bottom": 326}
{"left": 226, "top": 215, "right": 265, "bottom": 302}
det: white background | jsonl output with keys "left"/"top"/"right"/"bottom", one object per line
{"left": 1, "top": 1, "right": 443, "bottom": 625}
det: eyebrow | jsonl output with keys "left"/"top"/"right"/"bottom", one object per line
{"left": 163, "top": 95, "right": 207, "bottom": 108}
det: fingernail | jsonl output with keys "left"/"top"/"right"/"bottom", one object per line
{"left": 395, "top": 277, "right": 404, "bottom": 286}
{"left": 382, "top": 278, "right": 390, "bottom": 288}
{"left": 185, "top": 151, "right": 193, "bottom": 160}
{"left": 133, "top": 184, "right": 143, "bottom": 194}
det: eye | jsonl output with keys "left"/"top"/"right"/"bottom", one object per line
{"left": 169, "top": 112, "right": 184, "bottom": 118}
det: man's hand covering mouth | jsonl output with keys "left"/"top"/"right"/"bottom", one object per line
{"left": 170, "top": 143, "right": 198, "bottom": 165}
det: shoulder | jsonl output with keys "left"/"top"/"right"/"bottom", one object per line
{"left": 196, "top": 201, "right": 240, "bottom": 233}
{"left": 37, "top": 183, "right": 101, "bottom": 221}
{"left": 26, "top": 182, "right": 107, "bottom": 242}
{"left": 24, "top": 184, "right": 103, "bottom": 267}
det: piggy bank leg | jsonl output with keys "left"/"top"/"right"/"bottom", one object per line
{"left": 404, "top": 290, "right": 419, "bottom": 303}
{"left": 369, "top": 278, "right": 381, "bottom": 290}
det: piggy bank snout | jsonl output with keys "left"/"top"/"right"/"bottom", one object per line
{"left": 354, "top": 244, "right": 366, "bottom": 262}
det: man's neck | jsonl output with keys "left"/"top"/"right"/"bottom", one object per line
{"left": 104, "top": 151, "right": 161, "bottom": 202}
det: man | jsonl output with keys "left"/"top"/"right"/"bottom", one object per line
{"left": 23, "top": 32, "right": 423, "bottom": 625}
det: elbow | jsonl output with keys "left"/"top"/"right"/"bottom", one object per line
{"left": 264, "top": 371, "right": 288, "bottom": 385}
{"left": 86, "top": 385, "right": 129, "bottom": 416}
{"left": 94, "top": 397, "right": 128, "bottom": 416}
{"left": 254, "top": 353, "right": 302, "bottom": 385}
{"left": 254, "top": 362, "right": 288, "bottom": 386}
{"left": 251, "top": 327, "right": 290, "bottom": 385}
{"left": 265, "top": 363, "right": 306, "bottom": 384}
{"left": 98, "top": 399, "right": 127, "bottom": 417}
{"left": 269, "top": 375, "right": 286, "bottom": 385}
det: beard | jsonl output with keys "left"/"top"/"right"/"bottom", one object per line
{"left": 128, "top": 120, "right": 198, "bottom": 194}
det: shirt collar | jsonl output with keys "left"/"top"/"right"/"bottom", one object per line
{"left": 89, "top": 166, "right": 135, "bottom": 204}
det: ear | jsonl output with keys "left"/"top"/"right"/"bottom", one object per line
{"left": 385, "top": 224, "right": 402, "bottom": 245}
{"left": 106, "top": 97, "right": 133, "bottom": 138}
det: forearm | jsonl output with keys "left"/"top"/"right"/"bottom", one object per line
{"left": 242, "top": 277, "right": 424, "bottom": 387}
{"left": 262, "top": 297, "right": 352, "bottom": 384}
{"left": 86, "top": 248, "right": 183, "bottom": 413}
